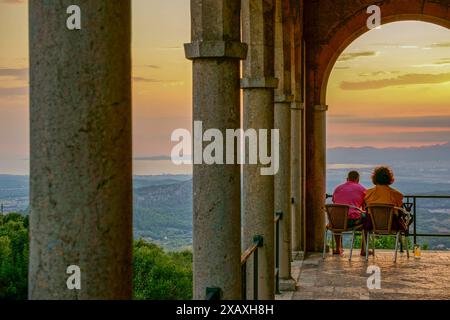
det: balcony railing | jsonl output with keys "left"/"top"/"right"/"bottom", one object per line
{"left": 240, "top": 211, "right": 283, "bottom": 300}
{"left": 207, "top": 211, "right": 283, "bottom": 300}
{"left": 326, "top": 194, "right": 450, "bottom": 245}
{"left": 403, "top": 195, "right": 450, "bottom": 245}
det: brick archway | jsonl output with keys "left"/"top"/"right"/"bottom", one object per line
{"left": 303, "top": 0, "right": 450, "bottom": 252}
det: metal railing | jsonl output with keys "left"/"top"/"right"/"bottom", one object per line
{"left": 403, "top": 195, "right": 450, "bottom": 245}
{"left": 274, "top": 211, "right": 282, "bottom": 295}
{"left": 241, "top": 234, "right": 263, "bottom": 300}
{"left": 240, "top": 211, "right": 283, "bottom": 300}
{"left": 326, "top": 194, "right": 450, "bottom": 245}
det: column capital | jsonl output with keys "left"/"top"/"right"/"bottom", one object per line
{"left": 185, "top": 40, "right": 248, "bottom": 60}
{"left": 241, "top": 77, "right": 279, "bottom": 89}
{"left": 291, "top": 101, "right": 305, "bottom": 110}
{"left": 275, "top": 94, "right": 294, "bottom": 104}
{"left": 313, "top": 104, "right": 328, "bottom": 112}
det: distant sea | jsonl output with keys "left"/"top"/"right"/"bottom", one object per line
{"left": 0, "top": 159, "right": 379, "bottom": 176}
{"left": 0, "top": 159, "right": 192, "bottom": 176}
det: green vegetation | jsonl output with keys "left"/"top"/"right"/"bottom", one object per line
{"left": 335, "top": 234, "right": 430, "bottom": 251}
{"left": 0, "top": 213, "right": 28, "bottom": 300}
{"left": 0, "top": 213, "right": 193, "bottom": 300}
{"left": 133, "top": 239, "right": 192, "bottom": 300}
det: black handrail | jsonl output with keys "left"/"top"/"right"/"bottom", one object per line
{"left": 326, "top": 193, "right": 450, "bottom": 245}
{"left": 274, "top": 211, "right": 283, "bottom": 295}
{"left": 403, "top": 195, "right": 450, "bottom": 245}
{"left": 206, "top": 287, "right": 222, "bottom": 300}
{"left": 240, "top": 211, "right": 283, "bottom": 300}
{"left": 241, "top": 234, "right": 263, "bottom": 300}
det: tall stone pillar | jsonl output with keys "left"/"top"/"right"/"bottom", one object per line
{"left": 242, "top": 0, "right": 277, "bottom": 300}
{"left": 29, "top": 1, "right": 132, "bottom": 299}
{"left": 274, "top": 0, "right": 295, "bottom": 291}
{"left": 290, "top": 0, "right": 305, "bottom": 255}
{"left": 185, "top": 0, "right": 247, "bottom": 300}
{"left": 290, "top": 102, "right": 304, "bottom": 255}
{"left": 305, "top": 104, "right": 328, "bottom": 252}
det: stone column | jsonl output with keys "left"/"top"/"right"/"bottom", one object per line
{"left": 274, "top": 0, "right": 295, "bottom": 291}
{"left": 185, "top": 0, "right": 247, "bottom": 300}
{"left": 242, "top": 0, "right": 277, "bottom": 300}
{"left": 29, "top": 1, "right": 132, "bottom": 299}
{"left": 305, "top": 104, "right": 328, "bottom": 252}
{"left": 290, "top": 102, "right": 304, "bottom": 256}
{"left": 290, "top": 0, "right": 305, "bottom": 256}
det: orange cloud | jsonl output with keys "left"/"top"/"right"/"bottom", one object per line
{"left": 340, "top": 73, "right": 450, "bottom": 90}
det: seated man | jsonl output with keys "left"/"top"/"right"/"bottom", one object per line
{"left": 332, "top": 171, "right": 367, "bottom": 255}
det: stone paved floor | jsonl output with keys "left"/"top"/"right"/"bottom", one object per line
{"left": 277, "top": 250, "right": 450, "bottom": 300}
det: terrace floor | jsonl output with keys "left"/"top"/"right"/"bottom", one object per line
{"left": 277, "top": 250, "right": 450, "bottom": 300}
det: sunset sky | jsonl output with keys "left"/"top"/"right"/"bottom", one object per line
{"left": 0, "top": 0, "right": 450, "bottom": 164}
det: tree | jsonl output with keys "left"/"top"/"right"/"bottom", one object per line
{"left": 133, "top": 239, "right": 193, "bottom": 300}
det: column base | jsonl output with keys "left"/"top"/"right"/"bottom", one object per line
{"left": 292, "top": 251, "right": 305, "bottom": 261}
{"left": 280, "top": 277, "right": 297, "bottom": 292}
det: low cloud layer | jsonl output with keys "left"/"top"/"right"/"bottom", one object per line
{"left": 0, "top": 86, "right": 28, "bottom": 97}
{"left": 431, "top": 42, "right": 450, "bottom": 48}
{"left": 330, "top": 115, "right": 450, "bottom": 128}
{"left": 337, "top": 51, "right": 377, "bottom": 62}
{"left": 1, "top": 0, "right": 25, "bottom": 3}
{"left": 0, "top": 68, "right": 28, "bottom": 81}
{"left": 340, "top": 72, "right": 450, "bottom": 90}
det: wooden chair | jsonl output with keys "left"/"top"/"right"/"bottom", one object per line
{"left": 365, "top": 205, "right": 411, "bottom": 263}
{"left": 322, "top": 204, "right": 364, "bottom": 261}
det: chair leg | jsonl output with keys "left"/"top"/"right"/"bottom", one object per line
{"left": 322, "top": 229, "right": 328, "bottom": 259}
{"left": 394, "top": 232, "right": 400, "bottom": 263}
{"left": 365, "top": 232, "right": 370, "bottom": 261}
{"left": 349, "top": 231, "right": 355, "bottom": 261}
{"left": 331, "top": 232, "right": 335, "bottom": 252}
{"left": 405, "top": 235, "right": 410, "bottom": 259}
{"left": 372, "top": 233, "right": 376, "bottom": 257}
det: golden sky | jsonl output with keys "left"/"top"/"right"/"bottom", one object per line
{"left": 327, "top": 21, "right": 450, "bottom": 148}
{"left": 0, "top": 0, "right": 450, "bottom": 160}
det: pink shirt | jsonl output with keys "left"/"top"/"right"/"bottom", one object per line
{"left": 332, "top": 181, "right": 367, "bottom": 220}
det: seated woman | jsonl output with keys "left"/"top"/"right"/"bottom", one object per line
{"left": 365, "top": 166, "right": 406, "bottom": 231}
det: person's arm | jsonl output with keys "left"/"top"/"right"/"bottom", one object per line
{"left": 396, "top": 191, "right": 404, "bottom": 207}
{"left": 332, "top": 187, "right": 338, "bottom": 203}
{"left": 359, "top": 187, "right": 367, "bottom": 211}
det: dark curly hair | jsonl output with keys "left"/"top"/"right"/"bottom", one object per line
{"left": 372, "top": 166, "right": 395, "bottom": 186}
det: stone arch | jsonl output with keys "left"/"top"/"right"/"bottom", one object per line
{"left": 320, "top": 17, "right": 450, "bottom": 105}
{"left": 303, "top": 0, "right": 450, "bottom": 252}
{"left": 315, "top": 1, "right": 450, "bottom": 104}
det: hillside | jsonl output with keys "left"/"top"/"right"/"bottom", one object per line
{"left": 133, "top": 179, "right": 192, "bottom": 250}
{"left": 1, "top": 142, "right": 450, "bottom": 250}
{"left": 328, "top": 142, "right": 450, "bottom": 163}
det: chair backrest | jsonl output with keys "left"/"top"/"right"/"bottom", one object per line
{"left": 367, "top": 205, "right": 396, "bottom": 234}
{"left": 324, "top": 204, "right": 350, "bottom": 232}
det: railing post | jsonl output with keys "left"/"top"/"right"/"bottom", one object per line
{"left": 253, "top": 235, "right": 264, "bottom": 300}
{"left": 206, "top": 287, "right": 222, "bottom": 301}
{"left": 275, "top": 212, "right": 283, "bottom": 294}
{"left": 413, "top": 197, "right": 417, "bottom": 246}
{"left": 241, "top": 263, "right": 247, "bottom": 301}
{"left": 253, "top": 247, "right": 258, "bottom": 300}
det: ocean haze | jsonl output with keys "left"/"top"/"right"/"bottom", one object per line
{"left": 1, "top": 143, "right": 450, "bottom": 250}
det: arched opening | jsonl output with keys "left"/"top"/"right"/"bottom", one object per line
{"left": 304, "top": 0, "right": 450, "bottom": 252}
{"left": 326, "top": 20, "right": 450, "bottom": 251}
{"left": 320, "top": 16, "right": 450, "bottom": 105}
